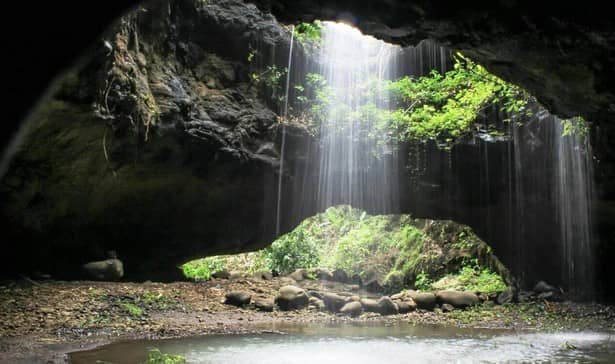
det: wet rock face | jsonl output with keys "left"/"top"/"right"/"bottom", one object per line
{"left": 0, "top": 0, "right": 302, "bottom": 281}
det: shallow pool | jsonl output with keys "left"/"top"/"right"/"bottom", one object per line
{"left": 69, "top": 323, "right": 615, "bottom": 363}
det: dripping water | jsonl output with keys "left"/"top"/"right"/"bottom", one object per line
{"left": 553, "top": 116, "right": 594, "bottom": 299}
{"left": 315, "top": 22, "right": 400, "bottom": 213}
{"left": 275, "top": 26, "right": 294, "bottom": 236}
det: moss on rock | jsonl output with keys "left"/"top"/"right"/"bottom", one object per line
{"left": 184, "top": 205, "right": 511, "bottom": 293}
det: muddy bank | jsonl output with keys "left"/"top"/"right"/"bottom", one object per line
{"left": 1, "top": 278, "right": 614, "bottom": 363}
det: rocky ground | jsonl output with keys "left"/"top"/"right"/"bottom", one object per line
{"left": 1, "top": 276, "right": 614, "bottom": 363}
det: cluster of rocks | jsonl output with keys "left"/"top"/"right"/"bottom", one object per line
{"left": 281, "top": 268, "right": 387, "bottom": 293}
{"left": 496, "top": 280, "right": 564, "bottom": 305}
{"left": 224, "top": 284, "right": 485, "bottom": 317}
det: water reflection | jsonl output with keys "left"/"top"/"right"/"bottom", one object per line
{"left": 70, "top": 323, "right": 615, "bottom": 364}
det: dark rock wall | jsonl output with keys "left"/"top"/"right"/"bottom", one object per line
{"left": 2, "top": 0, "right": 615, "bottom": 299}
{"left": 1, "top": 0, "right": 299, "bottom": 280}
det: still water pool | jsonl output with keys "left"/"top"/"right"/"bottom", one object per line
{"left": 69, "top": 323, "right": 615, "bottom": 363}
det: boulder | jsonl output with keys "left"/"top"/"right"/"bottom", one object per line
{"left": 364, "top": 278, "right": 384, "bottom": 293}
{"left": 252, "top": 270, "right": 273, "bottom": 280}
{"left": 497, "top": 288, "right": 514, "bottom": 305}
{"left": 441, "top": 303, "right": 455, "bottom": 312}
{"left": 436, "top": 290, "right": 479, "bottom": 308}
{"left": 350, "top": 274, "right": 362, "bottom": 286}
{"left": 332, "top": 269, "right": 349, "bottom": 283}
{"left": 405, "top": 291, "right": 437, "bottom": 310}
{"left": 280, "top": 277, "right": 298, "bottom": 286}
{"left": 360, "top": 298, "right": 380, "bottom": 313}
{"left": 82, "top": 258, "right": 124, "bottom": 281}
{"left": 518, "top": 290, "right": 534, "bottom": 303}
{"left": 390, "top": 292, "right": 404, "bottom": 300}
{"left": 224, "top": 291, "right": 251, "bottom": 307}
{"left": 288, "top": 269, "right": 307, "bottom": 281}
{"left": 396, "top": 299, "right": 417, "bottom": 313}
{"left": 309, "top": 296, "right": 326, "bottom": 310}
{"left": 276, "top": 285, "right": 309, "bottom": 310}
{"left": 310, "top": 268, "right": 334, "bottom": 281}
{"left": 322, "top": 292, "right": 347, "bottom": 313}
{"left": 340, "top": 301, "right": 363, "bottom": 317}
{"left": 230, "top": 271, "right": 244, "bottom": 280}
{"left": 537, "top": 291, "right": 563, "bottom": 302}
{"left": 377, "top": 296, "right": 399, "bottom": 315}
{"left": 347, "top": 284, "right": 360, "bottom": 291}
{"left": 253, "top": 298, "right": 274, "bottom": 312}
{"left": 534, "top": 281, "right": 557, "bottom": 293}
{"left": 307, "top": 290, "right": 324, "bottom": 299}
{"left": 212, "top": 269, "right": 230, "bottom": 279}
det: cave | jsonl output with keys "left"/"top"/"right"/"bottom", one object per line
{"left": 2, "top": 0, "right": 615, "bottom": 362}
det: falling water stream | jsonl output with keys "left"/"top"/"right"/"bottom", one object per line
{"left": 275, "top": 26, "right": 294, "bottom": 236}
{"left": 313, "top": 22, "right": 401, "bottom": 214}
{"left": 278, "top": 22, "right": 597, "bottom": 296}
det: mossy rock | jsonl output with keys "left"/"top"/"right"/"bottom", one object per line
{"left": 184, "top": 205, "right": 511, "bottom": 292}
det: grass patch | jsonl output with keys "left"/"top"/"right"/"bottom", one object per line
{"left": 121, "top": 302, "right": 144, "bottom": 317}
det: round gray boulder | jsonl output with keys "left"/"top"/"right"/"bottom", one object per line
{"left": 276, "top": 285, "right": 309, "bottom": 310}
{"left": 360, "top": 298, "right": 380, "bottom": 313}
{"left": 322, "top": 292, "right": 347, "bottom": 313}
{"left": 436, "top": 290, "right": 479, "bottom": 308}
{"left": 405, "top": 291, "right": 437, "bottom": 310}
{"left": 83, "top": 258, "right": 124, "bottom": 281}
{"left": 225, "top": 291, "right": 251, "bottom": 307}
{"left": 340, "top": 301, "right": 363, "bottom": 317}
{"left": 377, "top": 296, "right": 399, "bottom": 315}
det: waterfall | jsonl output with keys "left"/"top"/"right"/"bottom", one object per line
{"left": 275, "top": 27, "right": 294, "bottom": 236}
{"left": 553, "top": 117, "right": 595, "bottom": 299}
{"left": 507, "top": 110, "right": 595, "bottom": 298}
{"left": 314, "top": 22, "right": 400, "bottom": 213}
{"left": 281, "top": 22, "right": 595, "bottom": 297}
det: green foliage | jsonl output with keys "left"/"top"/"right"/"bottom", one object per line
{"left": 431, "top": 259, "right": 507, "bottom": 293}
{"left": 143, "top": 348, "right": 186, "bottom": 364}
{"left": 250, "top": 65, "right": 288, "bottom": 102}
{"left": 326, "top": 215, "right": 402, "bottom": 277}
{"left": 561, "top": 116, "right": 589, "bottom": 138}
{"left": 414, "top": 271, "right": 432, "bottom": 291}
{"left": 179, "top": 206, "right": 507, "bottom": 293}
{"left": 121, "top": 302, "right": 143, "bottom": 317}
{"left": 181, "top": 252, "right": 269, "bottom": 280}
{"left": 386, "top": 53, "right": 531, "bottom": 147}
{"left": 181, "top": 256, "right": 225, "bottom": 280}
{"left": 289, "top": 52, "right": 531, "bottom": 149}
{"left": 293, "top": 21, "right": 323, "bottom": 45}
{"left": 263, "top": 229, "right": 321, "bottom": 274}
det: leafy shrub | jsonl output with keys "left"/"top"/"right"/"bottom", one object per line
{"left": 431, "top": 260, "right": 507, "bottom": 293}
{"left": 293, "top": 21, "right": 323, "bottom": 44}
{"left": 181, "top": 256, "right": 225, "bottom": 280}
{"left": 414, "top": 271, "right": 432, "bottom": 291}
{"left": 143, "top": 348, "right": 186, "bottom": 364}
{"left": 263, "top": 229, "right": 320, "bottom": 274}
{"left": 386, "top": 53, "right": 530, "bottom": 147}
